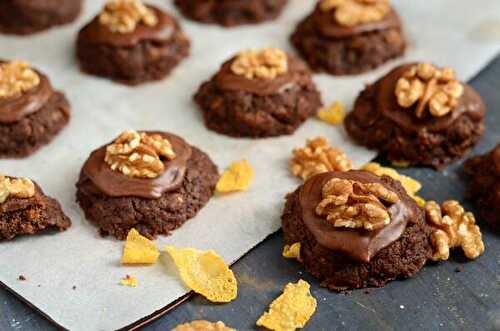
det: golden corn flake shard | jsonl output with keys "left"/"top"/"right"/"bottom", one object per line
{"left": 282, "top": 243, "right": 302, "bottom": 262}
{"left": 172, "top": 320, "right": 236, "bottom": 331}
{"left": 257, "top": 280, "right": 317, "bottom": 331}
{"left": 391, "top": 160, "right": 411, "bottom": 168}
{"left": 121, "top": 228, "right": 160, "bottom": 264}
{"left": 165, "top": 246, "right": 238, "bottom": 303}
{"left": 216, "top": 159, "right": 254, "bottom": 193}
{"left": 317, "top": 101, "right": 345, "bottom": 125}
{"left": 361, "top": 162, "right": 425, "bottom": 206}
{"left": 120, "top": 275, "right": 138, "bottom": 287}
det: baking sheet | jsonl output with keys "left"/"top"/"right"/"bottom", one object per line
{"left": 0, "top": 1, "right": 499, "bottom": 330}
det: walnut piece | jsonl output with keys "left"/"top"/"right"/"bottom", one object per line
{"left": 320, "top": 0, "right": 390, "bottom": 27}
{"left": 361, "top": 162, "right": 425, "bottom": 207}
{"left": 230, "top": 48, "right": 288, "bottom": 80}
{"left": 172, "top": 320, "right": 235, "bottom": 331}
{"left": 0, "top": 175, "right": 36, "bottom": 204}
{"left": 290, "top": 137, "right": 353, "bottom": 180}
{"left": 395, "top": 63, "right": 464, "bottom": 118}
{"left": 105, "top": 130, "right": 176, "bottom": 179}
{"left": 99, "top": 0, "right": 158, "bottom": 34}
{"left": 316, "top": 177, "right": 399, "bottom": 231}
{"left": 425, "top": 200, "right": 484, "bottom": 261}
{"left": 0, "top": 61, "right": 40, "bottom": 99}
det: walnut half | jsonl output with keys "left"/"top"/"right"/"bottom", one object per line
{"left": 320, "top": 0, "right": 390, "bottom": 27}
{"left": 0, "top": 61, "right": 40, "bottom": 99}
{"left": 425, "top": 200, "right": 484, "bottom": 261}
{"left": 230, "top": 48, "right": 288, "bottom": 80}
{"left": 99, "top": 0, "right": 158, "bottom": 34}
{"left": 316, "top": 177, "right": 399, "bottom": 231}
{"left": 395, "top": 63, "right": 464, "bottom": 118}
{"left": 105, "top": 130, "right": 176, "bottom": 179}
{"left": 0, "top": 176, "right": 36, "bottom": 204}
{"left": 289, "top": 136, "right": 353, "bottom": 180}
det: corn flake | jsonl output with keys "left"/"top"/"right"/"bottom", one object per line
{"left": 257, "top": 280, "right": 317, "bottom": 331}
{"left": 120, "top": 275, "right": 138, "bottom": 287}
{"left": 282, "top": 243, "right": 302, "bottom": 262}
{"left": 172, "top": 320, "right": 236, "bottom": 331}
{"left": 317, "top": 101, "right": 345, "bottom": 125}
{"left": 391, "top": 160, "right": 411, "bottom": 168}
{"left": 165, "top": 246, "right": 237, "bottom": 303}
{"left": 121, "top": 228, "right": 160, "bottom": 264}
{"left": 361, "top": 162, "right": 425, "bottom": 206}
{"left": 216, "top": 159, "right": 254, "bottom": 193}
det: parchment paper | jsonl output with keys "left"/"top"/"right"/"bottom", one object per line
{"left": 0, "top": 1, "right": 499, "bottom": 330}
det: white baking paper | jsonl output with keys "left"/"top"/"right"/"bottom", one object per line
{"left": 0, "top": 1, "right": 499, "bottom": 330}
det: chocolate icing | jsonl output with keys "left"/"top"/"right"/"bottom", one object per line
{"left": 313, "top": 4, "right": 401, "bottom": 39}
{"left": 299, "top": 170, "right": 414, "bottom": 263}
{"left": 376, "top": 64, "right": 486, "bottom": 133}
{"left": 77, "top": 6, "right": 175, "bottom": 47}
{"left": 214, "top": 55, "right": 309, "bottom": 96}
{"left": 83, "top": 132, "right": 192, "bottom": 199}
{"left": 0, "top": 69, "right": 52, "bottom": 124}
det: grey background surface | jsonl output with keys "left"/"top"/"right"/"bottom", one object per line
{"left": 1, "top": 57, "right": 499, "bottom": 331}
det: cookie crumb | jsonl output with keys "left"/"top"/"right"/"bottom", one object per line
{"left": 18, "top": 275, "right": 26, "bottom": 281}
{"left": 72, "top": 286, "right": 77, "bottom": 290}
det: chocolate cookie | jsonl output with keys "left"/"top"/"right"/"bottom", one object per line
{"left": 464, "top": 144, "right": 500, "bottom": 232}
{"left": 345, "top": 63, "right": 486, "bottom": 168}
{"left": 282, "top": 170, "right": 432, "bottom": 291}
{"left": 0, "top": 0, "right": 82, "bottom": 35}
{"left": 194, "top": 48, "right": 322, "bottom": 138}
{"left": 0, "top": 176, "right": 71, "bottom": 241}
{"left": 76, "top": 1, "right": 190, "bottom": 85}
{"left": 291, "top": 0, "right": 406, "bottom": 75}
{"left": 0, "top": 61, "right": 70, "bottom": 158}
{"left": 76, "top": 130, "right": 219, "bottom": 240}
{"left": 173, "top": 0, "right": 288, "bottom": 27}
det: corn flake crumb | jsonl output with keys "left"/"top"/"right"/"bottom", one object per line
{"left": 121, "top": 228, "right": 160, "bottom": 264}
{"left": 172, "top": 320, "right": 236, "bottom": 331}
{"left": 282, "top": 243, "right": 302, "bottom": 262}
{"left": 216, "top": 160, "right": 254, "bottom": 193}
{"left": 165, "top": 246, "right": 237, "bottom": 303}
{"left": 391, "top": 160, "right": 411, "bottom": 168}
{"left": 317, "top": 101, "right": 345, "bottom": 125}
{"left": 257, "top": 279, "right": 317, "bottom": 331}
{"left": 120, "top": 275, "right": 138, "bottom": 287}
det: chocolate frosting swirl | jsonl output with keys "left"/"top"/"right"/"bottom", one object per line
{"left": 214, "top": 55, "right": 310, "bottom": 96}
{"left": 77, "top": 6, "right": 175, "bottom": 47}
{"left": 312, "top": 4, "right": 402, "bottom": 39}
{"left": 83, "top": 132, "right": 192, "bottom": 199}
{"left": 299, "top": 170, "right": 415, "bottom": 263}
{"left": 376, "top": 64, "right": 486, "bottom": 133}
{"left": 0, "top": 69, "right": 52, "bottom": 124}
